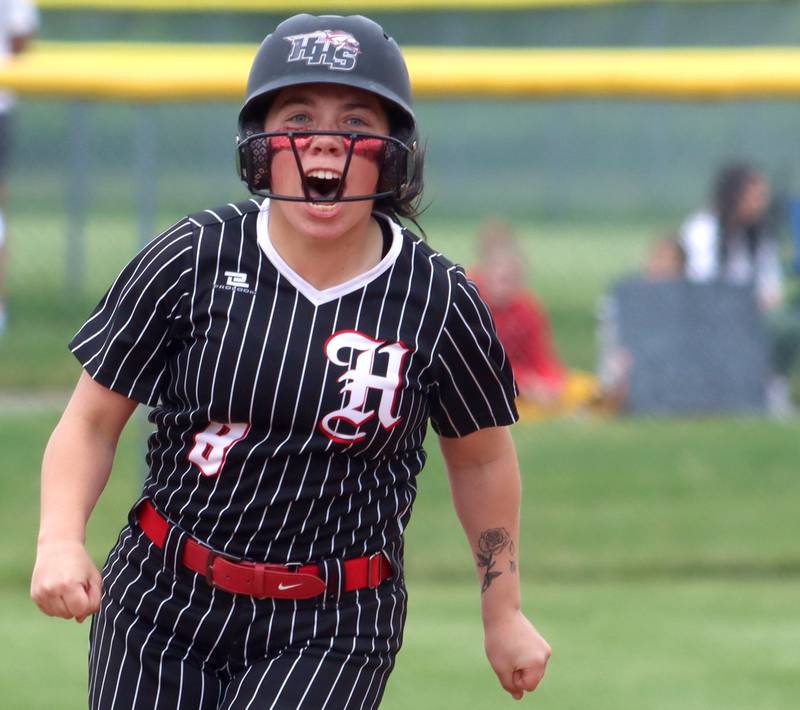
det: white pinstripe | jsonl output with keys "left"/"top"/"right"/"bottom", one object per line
{"left": 129, "top": 572, "right": 181, "bottom": 709}
{"left": 386, "top": 248, "right": 437, "bottom": 457}
{"left": 460, "top": 279, "right": 509, "bottom": 371}
{"left": 264, "top": 452, "right": 315, "bottom": 560}
{"left": 244, "top": 650, "right": 303, "bottom": 710}
{"left": 172, "top": 216, "right": 228, "bottom": 524}
{"left": 308, "top": 283, "right": 367, "bottom": 559}
{"left": 94, "top": 543, "right": 153, "bottom": 708}
{"left": 417, "top": 261, "right": 456, "bottom": 383}
{"left": 151, "top": 575, "right": 203, "bottom": 709}
{"left": 198, "top": 213, "right": 227, "bottom": 422}
{"left": 321, "top": 589, "right": 363, "bottom": 710}
{"left": 227, "top": 213, "right": 262, "bottom": 422}
{"left": 357, "top": 589, "right": 393, "bottom": 710}
{"left": 210, "top": 266, "right": 281, "bottom": 552}
{"left": 369, "top": 241, "right": 435, "bottom": 461}
{"left": 364, "top": 593, "right": 402, "bottom": 709}
{"left": 222, "top": 662, "right": 263, "bottom": 709}
{"left": 89, "top": 528, "right": 135, "bottom": 706}
{"left": 269, "top": 301, "right": 320, "bottom": 459}
{"left": 453, "top": 286, "right": 516, "bottom": 416}
{"left": 338, "top": 241, "right": 398, "bottom": 456}
{"left": 436, "top": 354, "right": 479, "bottom": 435}
{"left": 144, "top": 290, "right": 192, "bottom": 404}
{"left": 305, "top": 455, "right": 341, "bottom": 559}
{"left": 182, "top": 220, "right": 207, "bottom": 417}
{"left": 107, "top": 545, "right": 163, "bottom": 709}
{"left": 294, "top": 298, "right": 342, "bottom": 455}
{"left": 349, "top": 239, "right": 419, "bottom": 460}
{"left": 190, "top": 213, "right": 255, "bottom": 532}
{"left": 200, "top": 599, "right": 238, "bottom": 668}
{"left": 441, "top": 327, "right": 498, "bottom": 419}
{"left": 285, "top": 298, "right": 343, "bottom": 560}
{"left": 240, "top": 289, "right": 300, "bottom": 558}
{"left": 327, "top": 457, "right": 353, "bottom": 557}
{"left": 294, "top": 602, "right": 336, "bottom": 709}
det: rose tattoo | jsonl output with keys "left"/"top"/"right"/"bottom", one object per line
{"left": 477, "top": 527, "right": 512, "bottom": 593}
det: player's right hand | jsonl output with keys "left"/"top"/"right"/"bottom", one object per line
{"left": 31, "top": 541, "right": 103, "bottom": 623}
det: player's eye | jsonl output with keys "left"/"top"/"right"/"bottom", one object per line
{"left": 344, "top": 115, "right": 370, "bottom": 129}
{"left": 285, "top": 112, "right": 310, "bottom": 126}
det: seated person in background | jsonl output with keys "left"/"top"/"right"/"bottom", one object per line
{"left": 681, "top": 162, "right": 779, "bottom": 308}
{"left": 470, "top": 220, "right": 595, "bottom": 415}
{"left": 643, "top": 234, "right": 686, "bottom": 282}
{"left": 681, "top": 161, "right": 800, "bottom": 416}
{"left": 596, "top": 235, "right": 686, "bottom": 412}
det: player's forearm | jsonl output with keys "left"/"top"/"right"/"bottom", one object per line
{"left": 38, "top": 414, "right": 117, "bottom": 545}
{"left": 443, "top": 430, "right": 523, "bottom": 623}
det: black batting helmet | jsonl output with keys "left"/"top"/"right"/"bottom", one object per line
{"left": 236, "top": 14, "right": 421, "bottom": 209}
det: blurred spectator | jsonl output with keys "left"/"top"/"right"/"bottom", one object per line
{"left": 680, "top": 162, "right": 800, "bottom": 416}
{"left": 681, "top": 162, "right": 779, "bottom": 308}
{"left": 470, "top": 219, "right": 596, "bottom": 416}
{"left": 596, "top": 235, "right": 686, "bottom": 412}
{"left": 471, "top": 220, "right": 565, "bottom": 405}
{"left": 0, "top": 0, "right": 38, "bottom": 336}
{"left": 643, "top": 234, "right": 686, "bottom": 282}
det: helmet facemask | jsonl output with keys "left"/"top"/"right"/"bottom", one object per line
{"left": 237, "top": 127, "right": 416, "bottom": 203}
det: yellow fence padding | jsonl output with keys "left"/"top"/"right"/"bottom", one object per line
{"left": 0, "top": 42, "right": 799, "bottom": 101}
{"left": 34, "top": 0, "right": 741, "bottom": 13}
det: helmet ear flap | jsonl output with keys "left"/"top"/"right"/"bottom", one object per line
{"left": 237, "top": 129, "right": 272, "bottom": 193}
{"left": 402, "top": 138, "right": 418, "bottom": 196}
{"left": 377, "top": 135, "right": 417, "bottom": 198}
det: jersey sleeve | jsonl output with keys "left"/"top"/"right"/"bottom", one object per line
{"left": 428, "top": 269, "right": 519, "bottom": 437}
{"left": 69, "top": 220, "right": 195, "bottom": 406}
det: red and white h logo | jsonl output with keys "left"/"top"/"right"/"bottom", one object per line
{"left": 320, "top": 330, "right": 411, "bottom": 443}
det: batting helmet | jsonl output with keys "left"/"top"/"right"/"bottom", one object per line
{"left": 236, "top": 13, "right": 419, "bottom": 206}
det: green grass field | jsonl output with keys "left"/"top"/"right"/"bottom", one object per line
{"left": 3, "top": 410, "right": 799, "bottom": 709}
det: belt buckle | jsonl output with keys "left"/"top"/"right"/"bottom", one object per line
{"left": 206, "top": 549, "right": 251, "bottom": 590}
{"left": 253, "top": 561, "right": 294, "bottom": 599}
{"left": 367, "top": 551, "right": 385, "bottom": 589}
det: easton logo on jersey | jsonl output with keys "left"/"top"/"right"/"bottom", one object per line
{"left": 320, "top": 330, "right": 411, "bottom": 443}
{"left": 284, "top": 30, "right": 360, "bottom": 71}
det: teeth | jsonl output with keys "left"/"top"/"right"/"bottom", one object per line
{"left": 307, "top": 169, "right": 340, "bottom": 180}
{"left": 310, "top": 202, "right": 338, "bottom": 210}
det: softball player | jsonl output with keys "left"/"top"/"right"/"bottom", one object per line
{"left": 31, "top": 14, "right": 551, "bottom": 709}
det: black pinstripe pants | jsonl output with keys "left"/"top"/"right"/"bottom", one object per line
{"left": 88, "top": 527, "right": 407, "bottom": 710}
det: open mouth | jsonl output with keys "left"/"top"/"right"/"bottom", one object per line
{"left": 305, "top": 169, "right": 343, "bottom": 202}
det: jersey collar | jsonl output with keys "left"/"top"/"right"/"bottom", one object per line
{"left": 256, "top": 199, "right": 403, "bottom": 307}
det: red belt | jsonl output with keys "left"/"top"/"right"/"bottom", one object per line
{"left": 137, "top": 499, "right": 392, "bottom": 600}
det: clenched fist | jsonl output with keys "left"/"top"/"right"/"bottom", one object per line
{"left": 31, "top": 541, "right": 103, "bottom": 623}
{"left": 484, "top": 610, "right": 552, "bottom": 700}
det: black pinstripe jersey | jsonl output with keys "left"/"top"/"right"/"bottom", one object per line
{"left": 71, "top": 198, "right": 518, "bottom": 564}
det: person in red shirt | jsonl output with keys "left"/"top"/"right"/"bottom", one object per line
{"left": 471, "top": 220, "right": 569, "bottom": 407}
